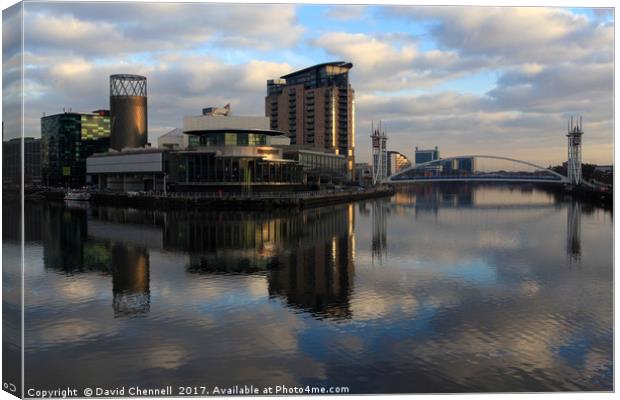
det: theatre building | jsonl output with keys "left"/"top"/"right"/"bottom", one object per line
{"left": 87, "top": 107, "right": 305, "bottom": 192}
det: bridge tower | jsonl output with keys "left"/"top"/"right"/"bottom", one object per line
{"left": 371, "top": 121, "right": 388, "bottom": 184}
{"left": 567, "top": 116, "right": 584, "bottom": 185}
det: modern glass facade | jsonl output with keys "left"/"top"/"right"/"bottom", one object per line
{"left": 169, "top": 153, "right": 301, "bottom": 186}
{"left": 167, "top": 129, "right": 303, "bottom": 188}
{"left": 283, "top": 149, "right": 347, "bottom": 183}
{"left": 415, "top": 146, "right": 440, "bottom": 165}
{"left": 81, "top": 114, "right": 111, "bottom": 140}
{"left": 42, "top": 112, "right": 110, "bottom": 187}
{"left": 188, "top": 132, "right": 268, "bottom": 148}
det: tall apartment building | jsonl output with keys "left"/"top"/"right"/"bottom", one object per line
{"left": 265, "top": 62, "right": 355, "bottom": 179}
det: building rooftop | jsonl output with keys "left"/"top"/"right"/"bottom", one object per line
{"left": 280, "top": 61, "right": 353, "bottom": 80}
{"left": 42, "top": 110, "right": 110, "bottom": 118}
{"left": 185, "top": 128, "right": 289, "bottom": 137}
{"left": 90, "top": 147, "right": 164, "bottom": 157}
{"left": 160, "top": 128, "right": 184, "bottom": 138}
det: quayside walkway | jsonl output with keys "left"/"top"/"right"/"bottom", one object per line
{"left": 84, "top": 186, "right": 395, "bottom": 210}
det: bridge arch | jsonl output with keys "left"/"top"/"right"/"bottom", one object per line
{"left": 387, "top": 155, "right": 568, "bottom": 184}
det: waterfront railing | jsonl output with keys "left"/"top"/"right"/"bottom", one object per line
{"left": 93, "top": 187, "right": 389, "bottom": 201}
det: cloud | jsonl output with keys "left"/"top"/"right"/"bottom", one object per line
{"left": 12, "top": 4, "right": 614, "bottom": 165}
{"left": 23, "top": 3, "right": 305, "bottom": 55}
{"left": 354, "top": 86, "right": 612, "bottom": 164}
{"left": 313, "top": 32, "right": 481, "bottom": 91}
{"left": 22, "top": 50, "right": 293, "bottom": 140}
{"left": 321, "top": 6, "right": 613, "bottom": 164}
{"left": 486, "top": 62, "right": 613, "bottom": 119}
{"left": 384, "top": 7, "right": 613, "bottom": 66}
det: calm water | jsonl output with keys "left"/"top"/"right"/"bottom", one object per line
{"left": 4, "top": 184, "right": 613, "bottom": 393}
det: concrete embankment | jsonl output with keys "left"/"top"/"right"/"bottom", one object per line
{"left": 75, "top": 187, "right": 395, "bottom": 210}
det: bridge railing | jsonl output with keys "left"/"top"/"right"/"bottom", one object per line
{"left": 389, "top": 174, "right": 564, "bottom": 182}
{"left": 387, "top": 155, "right": 569, "bottom": 183}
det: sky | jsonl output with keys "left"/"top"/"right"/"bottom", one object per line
{"left": 2, "top": 1, "right": 615, "bottom": 165}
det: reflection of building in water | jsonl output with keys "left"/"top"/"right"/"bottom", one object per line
{"left": 87, "top": 208, "right": 160, "bottom": 316}
{"left": 165, "top": 211, "right": 301, "bottom": 254}
{"left": 566, "top": 200, "right": 581, "bottom": 266}
{"left": 110, "top": 243, "right": 150, "bottom": 317}
{"left": 371, "top": 200, "right": 388, "bottom": 264}
{"left": 37, "top": 204, "right": 153, "bottom": 316}
{"left": 167, "top": 210, "right": 304, "bottom": 274}
{"left": 177, "top": 206, "right": 356, "bottom": 319}
{"left": 42, "top": 204, "right": 89, "bottom": 271}
{"left": 268, "top": 204, "right": 355, "bottom": 319}
{"left": 41, "top": 201, "right": 357, "bottom": 320}
{"left": 3, "top": 202, "right": 44, "bottom": 243}
{"left": 392, "top": 184, "right": 476, "bottom": 216}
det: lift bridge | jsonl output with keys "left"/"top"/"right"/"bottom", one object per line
{"left": 382, "top": 116, "right": 596, "bottom": 186}
{"left": 387, "top": 155, "right": 569, "bottom": 184}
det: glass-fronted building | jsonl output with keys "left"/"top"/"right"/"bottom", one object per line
{"left": 415, "top": 146, "right": 439, "bottom": 165}
{"left": 42, "top": 111, "right": 110, "bottom": 187}
{"left": 169, "top": 128, "right": 302, "bottom": 190}
{"left": 281, "top": 148, "right": 347, "bottom": 184}
{"left": 87, "top": 109, "right": 350, "bottom": 192}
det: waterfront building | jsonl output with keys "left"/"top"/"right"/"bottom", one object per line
{"left": 88, "top": 107, "right": 304, "bottom": 192}
{"left": 265, "top": 62, "right": 356, "bottom": 179}
{"left": 171, "top": 109, "right": 301, "bottom": 190}
{"left": 3, "top": 137, "right": 42, "bottom": 185}
{"left": 42, "top": 110, "right": 110, "bottom": 187}
{"left": 280, "top": 146, "right": 347, "bottom": 184}
{"left": 87, "top": 148, "right": 168, "bottom": 192}
{"left": 387, "top": 151, "right": 411, "bottom": 177}
{"left": 415, "top": 146, "right": 439, "bottom": 165}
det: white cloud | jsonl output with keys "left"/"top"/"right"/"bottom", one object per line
{"left": 313, "top": 32, "right": 478, "bottom": 92}
{"left": 11, "top": 4, "right": 614, "bottom": 165}
{"left": 385, "top": 6, "right": 613, "bottom": 66}
{"left": 23, "top": 3, "right": 305, "bottom": 55}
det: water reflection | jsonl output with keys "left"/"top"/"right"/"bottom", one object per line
{"left": 566, "top": 200, "right": 581, "bottom": 266}
{"left": 110, "top": 244, "right": 150, "bottom": 317}
{"left": 267, "top": 209, "right": 355, "bottom": 319}
{"left": 387, "top": 184, "right": 587, "bottom": 266}
{"left": 27, "top": 202, "right": 357, "bottom": 321}
{"left": 12, "top": 183, "right": 613, "bottom": 392}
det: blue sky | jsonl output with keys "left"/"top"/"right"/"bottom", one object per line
{"left": 2, "top": 2, "right": 614, "bottom": 164}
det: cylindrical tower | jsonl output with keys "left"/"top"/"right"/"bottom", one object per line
{"left": 110, "top": 74, "right": 147, "bottom": 150}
